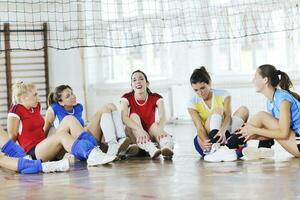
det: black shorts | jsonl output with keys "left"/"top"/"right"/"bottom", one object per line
{"left": 27, "top": 147, "right": 37, "bottom": 160}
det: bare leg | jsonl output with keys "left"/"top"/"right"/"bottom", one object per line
{"left": 86, "top": 103, "right": 117, "bottom": 142}
{"left": 35, "top": 131, "right": 76, "bottom": 161}
{"left": 126, "top": 113, "right": 149, "bottom": 144}
{"left": 56, "top": 115, "right": 85, "bottom": 139}
{"left": 125, "top": 126, "right": 136, "bottom": 144}
{"left": 148, "top": 123, "right": 170, "bottom": 143}
{"left": 248, "top": 111, "right": 300, "bottom": 157}
{"left": 0, "top": 153, "right": 18, "bottom": 171}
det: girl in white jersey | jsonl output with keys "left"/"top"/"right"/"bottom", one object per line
{"left": 238, "top": 64, "right": 300, "bottom": 158}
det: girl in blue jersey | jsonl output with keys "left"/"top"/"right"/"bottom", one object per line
{"left": 238, "top": 64, "right": 300, "bottom": 157}
{"left": 45, "top": 85, "right": 130, "bottom": 157}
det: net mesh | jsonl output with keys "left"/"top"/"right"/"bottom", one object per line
{"left": 0, "top": 0, "right": 299, "bottom": 50}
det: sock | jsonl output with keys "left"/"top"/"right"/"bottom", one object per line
{"left": 210, "top": 114, "right": 222, "bottom": 130}
{"left": 231, "top": 116, "right": 245, "bottom": 133}
{"left": 78, "top": 131, "right": 98, "bottom": 146}
{"left": 207, "top": 129, "right": 219, "bottom": 143}
{"left": 226, "top": 134, "right": 245, "bottom": 149}
{"left": 100, "top": 113, "right": 117, "bottom": 143}
{"left": 17, "top": 158, "right": 42, "bottom": 174}
{"left": 112, "top": 111, "right": 126, "bottom": 139}
{"left": 71, "top": 138, "right": 95, "bottom": 161}
{"left": 258, "top": 139, "right": 274, "bottom": 148}
{"left": 2, "top": 139, "right": 26, "bottom": 158}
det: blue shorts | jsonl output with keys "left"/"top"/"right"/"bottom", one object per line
{"left": 193, "top": 136, "right": 205, "bottom": 157}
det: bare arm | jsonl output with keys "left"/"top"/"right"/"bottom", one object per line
{"left": 188, "top": 108, "right": 208, "bottom": 141}
{"left": 7, "top": 116, "right": 20, "bottom": 142}
{"left": 241, "top": 100, "right": 291, "bottom": 140}
{"left": 156, "top": 99, "right": 167, "bottom": 129}
{"left": 43, "top": 107, "right": 55, "bottom": 136}
{"left": 219, "top": 96, "right": 232, "bottom": 133}
{"left": 120, "top": 100, "right": 142, "bottom": 132}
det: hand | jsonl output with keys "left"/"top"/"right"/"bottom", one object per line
{"left": 135, "top": 128, "right": 150, "bottom": 144}
{"left": 237, "top": 123, "right": 255, "bottom": 142}
{"left": 199, "top": 138, "right": 212, "bottom": 151}
{"left": 214, "top": 129, "right": 227, "bottom": 144}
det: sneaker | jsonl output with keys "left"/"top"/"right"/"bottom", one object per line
{"left": 107, "top": 142, "right": 119, "bottom": 156}
{"left": 87, "top": 147, "right": 116, "bottom": 166}
{"left": 138, "top": 142, "right": 161, "bottom": 159}
{"left": 160, "top": 136, "right": 174, "bottom": 157}
{"left": 242, "top": 147, "right": 274, "bottom": 160}
{"left": 42, "top": 159, "right": 70, "bottom": 173}
{"left": 63, "top": 153, "right": 76, "bottom": 164}
{"left": 204, "top": 145, "right": 237, "bottom": 162}
{"left": 117, "top": 137, "right": 130, "bottom": 154}
{"left": 125, "top": 144, "right": 140, "bottom": 156}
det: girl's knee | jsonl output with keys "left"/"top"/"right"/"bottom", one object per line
{"left": 129, "top": 113, "right": 140, "bottom": 120}
{"left": 61, "top": 115, "right": 77, "bottom": 123}
{"left": 237, "top": 106, "right": 249, "bottom": 115}
{"left": 106, "top": 103, "right": 117, "bottom": 111}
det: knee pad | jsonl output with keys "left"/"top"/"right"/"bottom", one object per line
{"left": 226, "top": 134, "right": 245, "bottom": 149}
{"left": 78, "top": 131, "right": 98, "bottom": 146}
{"left": 17, "top": 158, "right": 42, "bottom": 174}
{"left": 71, "top": 138, "right": 95, "bottom": 161}
{"left": 2, "top": 139, "right": 26, "bottom": 158}
{"left": 208, "top": 129, "right": 219, "bottom": 143}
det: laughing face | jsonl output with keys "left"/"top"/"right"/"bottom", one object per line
{"left": 131, "top": 72, "right": 149, "bottom": 94}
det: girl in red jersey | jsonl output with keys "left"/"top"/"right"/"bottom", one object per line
{"left": 121, "top": 70, "right": 174, "bottom": 159}
{"left": 7, "top": 81, "right": 115, "bottom": 167}
{"left": 0, "top": 126, "right": 71, "bottom": 174}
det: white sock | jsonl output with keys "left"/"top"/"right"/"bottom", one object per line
{"left": 111, "top": 111, "right": 126, "bottom": 139}
{"left": 231, "top": 116, "right": 245, "bottom": 133}
{"left": 100, "top": 113, "right": 117, "bottom": 143}
{"left": 210, "top": 114, "right": 222, "bottom": 130}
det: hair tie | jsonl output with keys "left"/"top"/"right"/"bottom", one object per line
{"left": 276, "top": 70, "right": 282, "bottom": 75}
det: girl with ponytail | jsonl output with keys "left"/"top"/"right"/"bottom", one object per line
{"left": 238, "top": 64, "right": 300, "bottom": 157}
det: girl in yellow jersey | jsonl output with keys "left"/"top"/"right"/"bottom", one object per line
{"left": 188, "top": 67, "right": 249, "bottom": 162}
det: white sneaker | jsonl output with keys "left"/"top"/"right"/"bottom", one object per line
{"left": 242, "top": 147, "right": 274, "bottom": 160}
{"left": 204, "top": 145, "right": 237, "bottom": 162}
{"left": 42, "top": 159, "right": 70, "bottom": 173}
{"left": 117, "top": 137, "right": 130, "bottom": 154}
{"left": 139, "top": 142, "right": 161, "bottom": 159}
{"left": 63, "top": 153, "right": 76, "bottom": 164}
{"left": 160, "top": 136, "right": 174, "bottom": 157}
{"left": 87, "top": 147, "right": 116, "bottom": 166}
{"left": 125, "top": 144, "right": 140, "bottom": 156}
{"left": 107, "top": 142, "right": 119, "bottom": 156}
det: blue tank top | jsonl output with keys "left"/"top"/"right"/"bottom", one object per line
{"left": 267, "top": 89, "right": 300, "bottom": 134}
{"left": 51, "top": 103, "right": 85, "bottom": 128}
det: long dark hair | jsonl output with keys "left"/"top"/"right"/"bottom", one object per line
{"left": 190, "top": 66, "right": 211, "bottom": 85}
{"left": 258, "top": 64, "right": 300, "bottom": 101}
{"left": 47, "top": 85, "right": 73, "bottom": 106}
{"left": 131, "top": 70, "right": 152, "bottom": 94}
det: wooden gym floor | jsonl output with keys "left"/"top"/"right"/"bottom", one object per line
{"left": 0, "top": 124, "right": 299, "bottom": 200}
